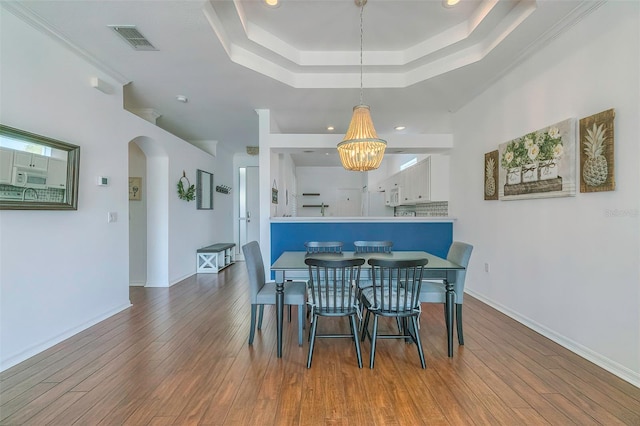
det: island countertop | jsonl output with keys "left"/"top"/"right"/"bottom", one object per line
{"left": 270, "top": 216, "right": 456, "bottom": 223}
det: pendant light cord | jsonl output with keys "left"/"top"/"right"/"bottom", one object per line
{"left": 359, "top": 2, "right": 364, "bottom": 106}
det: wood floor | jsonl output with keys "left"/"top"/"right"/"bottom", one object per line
{"left": 1, "top": 263, "right": 639, "bottom": 425}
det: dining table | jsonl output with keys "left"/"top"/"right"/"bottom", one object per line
{"left": 270, "top": 250, "right": 465, "bottom": 358}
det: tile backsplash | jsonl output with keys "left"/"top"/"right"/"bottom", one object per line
{"left": 395, "top": 201, "right": 448, "bottom": 217}
{"left": 0, "top": 184, "right": 65, "bottom": 203}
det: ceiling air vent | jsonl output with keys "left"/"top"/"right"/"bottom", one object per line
{"left": 109, "top": 25, "right": 157, "bottom": 51}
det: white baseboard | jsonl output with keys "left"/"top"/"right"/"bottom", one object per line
{"left": 129, "top": 280, "right": 146, "bottom": 287}
{"left": 170, "top": 272, "right": 194, "bottom": 287}
{"left": 0, "top": 302, "right": 132, "bottom": 372}
{"left": 145, "top": 272, "right": 194, "bottom": 288}
{"left": 465, "top": 289, "right": 640, "bottom": 388}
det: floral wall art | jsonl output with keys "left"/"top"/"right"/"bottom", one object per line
{"left": 498, "top": 118, "right": 577, "bottom": 200}
{"left": 580, "top": 109, "right": 615, "bottom": 193}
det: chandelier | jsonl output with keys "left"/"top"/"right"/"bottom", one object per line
{"left": 337, "top": 0, "right": 386, "bottom": 172}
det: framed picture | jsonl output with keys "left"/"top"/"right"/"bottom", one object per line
{"left": 129, "top": 177, "right": 142, "bottom": 201}
{"left": 484, "top": 150, "right": 499, "bottom": 200}
{"left": 580, "top": 108, "right": 615, "bottom": 193}
{"left": 498, "top": 117, "right": 577, "bottom": 200}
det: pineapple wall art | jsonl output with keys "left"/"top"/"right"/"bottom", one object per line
{"left": 580, "top": 109, "right": 615, "bottom": 193}
{"left": 484, "top": 150, "right": 498, "bottom": 200}
{"left": 498, "top": 118, "right": 577, "bottom": 201}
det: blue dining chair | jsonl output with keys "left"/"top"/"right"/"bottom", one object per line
{"left": 419, "top": 241, "right": 473, "bottom": 345}
{"left": 242, "top": 241, "right": 306, "bottom": 346}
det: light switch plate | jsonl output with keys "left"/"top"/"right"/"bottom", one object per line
{"left": 108, "top": 212, "right": 117, "bottom": 223}
{"left": 97, "top": 176, "right": 109, "bottom": 186}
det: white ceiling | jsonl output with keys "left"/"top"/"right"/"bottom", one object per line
{"left": 9, "top": 0, "right": 599, "bottom": 166}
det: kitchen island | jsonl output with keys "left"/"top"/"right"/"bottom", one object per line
{"left": 270, "top": 216, "right": 455, "bottom": 265}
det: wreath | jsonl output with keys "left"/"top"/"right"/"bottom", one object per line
{"left": 177, "top": 174, "right": 196, "bottom": 202}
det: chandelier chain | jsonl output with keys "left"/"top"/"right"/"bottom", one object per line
{"left": 359, "top": 2, "right": 364, "bottom": 106}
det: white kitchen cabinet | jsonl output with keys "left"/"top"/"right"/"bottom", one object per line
{"left": 413, "top": 157, "right": 430, "bottom": 202}
{"left": 385, "top": 173, "right": 401, "bottom": 206}
{"left": 401, "top": 157, "right": 430, "bottom": 204}
{"left": 429, "top": 154, "right": 450, "bottom": 201}
{"left": 0, "top": 148, "right": 14, "bottom": 184}
{"left": 47, "top": 158, "right": 67, "bottom": 189}
{"left": 385, "top": 155, "right": 449, "bottom": 206}
{"left": 14, "top": 151, "right": 48, "bottom": 171}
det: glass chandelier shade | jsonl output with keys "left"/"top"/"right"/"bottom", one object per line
{"left": 337, "top": 105, "right": 387, "bottom": 171}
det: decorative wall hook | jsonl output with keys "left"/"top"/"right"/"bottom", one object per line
{"left": 216, "top": 185, "right": 232, "bottom": 194}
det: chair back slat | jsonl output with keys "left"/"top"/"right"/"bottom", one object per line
{"left": 305, "top": 241, "right": 344, "bottom": 254}
{"left": 367, "top": 258, "right": 428, "bottom": 315}
{"left": 353, "top": 240, "right": 393, "bottom": 253}
{"left": 305, "top": 257, "right": 364, "bottom": 315}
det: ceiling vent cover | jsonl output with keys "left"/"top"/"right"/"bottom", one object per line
{"left": 109, "top": 25, "right": 157, "bottom": 51}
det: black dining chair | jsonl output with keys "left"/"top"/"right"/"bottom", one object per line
{"left": 304, "top": 257, "right": 365, "bottom": 368}
{"left": 361, "top": 257, "right": 429, "bottom": 369}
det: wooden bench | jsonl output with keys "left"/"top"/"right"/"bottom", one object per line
{"left": 197, "top": 243, "right": 236, "bottom": 273}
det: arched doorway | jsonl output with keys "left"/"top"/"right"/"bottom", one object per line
{"left": 128, "top": 136, "right": 170, "bottom": 287}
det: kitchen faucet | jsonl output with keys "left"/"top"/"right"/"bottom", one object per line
{"left": 22, "top": 187, "right": 38, "bottom": 201}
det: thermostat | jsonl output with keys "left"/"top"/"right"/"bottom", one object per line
{"left": 97, "top": 176, "right": 109, "bottom": 186}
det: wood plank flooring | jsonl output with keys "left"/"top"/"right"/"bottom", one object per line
{"left": 1, "top": 262, "right": 639, "bottom": 425}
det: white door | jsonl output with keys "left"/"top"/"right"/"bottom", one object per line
{"left": 239, "top": 167, "right": 260, "bottom": 251}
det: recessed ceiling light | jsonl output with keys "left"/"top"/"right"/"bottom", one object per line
{"left": 442, "top": 0, "right": 460, "bottom": 8}
{"left": 263, "top": 0, "right": 280, "bottom": 8}
{"left": 394, "top": 126, "right": 406, "bottom": 131}
{"left": 176, "top": 95, "right": 188, "bottom": 103}
{"left": 327, "top": 126, "right": 335, "bottom": 131}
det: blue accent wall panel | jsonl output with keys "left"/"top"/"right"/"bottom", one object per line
{"left": 271, "top": 221, "right": 452, "bottom": 265}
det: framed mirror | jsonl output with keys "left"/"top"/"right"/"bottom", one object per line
{"left": 0, "top": 124, "right": 80, "bottom": 210}
{"left": 197, "top": 169, "right": 213, "bottom": 210}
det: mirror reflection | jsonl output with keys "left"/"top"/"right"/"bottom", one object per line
{"left": 197, "top": 169, "right": 213, "bottom": 210}
{"left": 0, "top": 125, "right": 80, "bottom": 210}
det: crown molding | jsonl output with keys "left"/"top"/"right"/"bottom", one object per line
{"left": 2, "top": 2, "right": 131, "bottom": 86}
{"left": 445, "top": 0, "right": 606, "bottom": 113}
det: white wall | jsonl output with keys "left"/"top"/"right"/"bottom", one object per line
{"left": 0, "top": 7, "right": 234, "bottom": 370}
{"left": 451, "top": 2, "right": 639, "bottom": 385}
{"left": 295, "top": 167, "right": 364, "bottom": 217}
